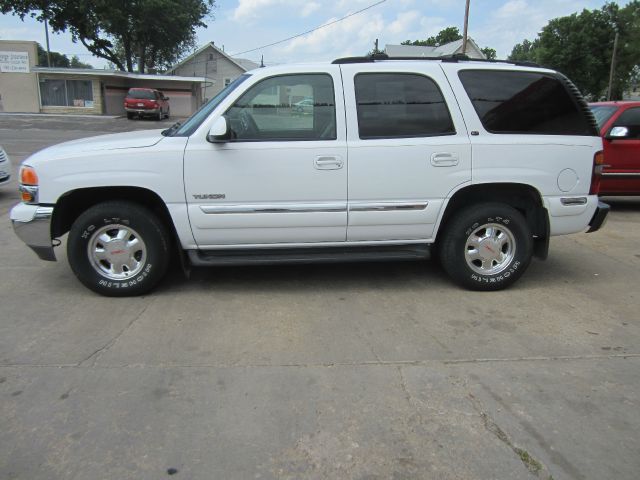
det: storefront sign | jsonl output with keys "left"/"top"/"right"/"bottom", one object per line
{"left": 0, "top": 51, "right": 30, "bottom": 73}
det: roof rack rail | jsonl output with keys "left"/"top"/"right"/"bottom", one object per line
{"left": 331, "top": 52, "right": 540, "bottom": 68}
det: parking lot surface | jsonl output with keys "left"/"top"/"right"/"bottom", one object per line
{"left": 1, "top": 114, "right": 639, "bottom": 479}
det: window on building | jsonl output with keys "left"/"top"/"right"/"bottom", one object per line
{"left": 226, "top": 74, "right": 336, "bottom": 141}
{"left": 354, "top": 73, "right": 455, "bottom": 139}
{"left": 209, "top": 53, "right": 214, "bottom": 60}
{"left": 40, "top": 79, "right": 93, "bottom": 107}
{"left": 458, "top": 70, "right": 592, "bottom": 135}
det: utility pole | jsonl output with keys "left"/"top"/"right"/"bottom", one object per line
{"left": 374, "top": 38, "right": 379, "bottom": 54}
{"left": 44, "top": 17, "right": 52, "bottom": 67}
{"left": 462, "top": 0, "right": 470, "bottom": 55}
{"left": 607, "top": 31, "right": 619, "bottom": 101}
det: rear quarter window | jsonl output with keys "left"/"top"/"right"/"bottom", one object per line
{"left": 459, "top": 70, "right": 594, "bottom": 136}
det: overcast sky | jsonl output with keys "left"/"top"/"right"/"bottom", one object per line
{"left": 0, "top": 0, "right": 630, "bottom": 68}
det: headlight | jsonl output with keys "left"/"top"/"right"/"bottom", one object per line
{"left": 19, "top": 166, "right": 39, "bottom": 204}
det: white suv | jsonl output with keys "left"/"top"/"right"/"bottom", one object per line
{"left": 10, "top": 55, "right": 609, "bottom": 296}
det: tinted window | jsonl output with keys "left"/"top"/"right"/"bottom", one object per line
{"left": 355, "top": 73, "right": 454, "bottom": 139}
{"left": 226, "top": 74, "right": 336, "bottom": 141}
{"left": 459, "top": 70, "right": 592, "bottom": 135}
{"left": 589, "top": 105, "right": 617, "bottom": 129}
{"left": 127, "top": 89, "right": 155, "bottom": 99}
{"left": 613, "top": 107, "right": 640, "bottom": 139}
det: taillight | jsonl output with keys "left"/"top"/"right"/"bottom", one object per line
{"left": 589, "top": 150, "right": 605, "bottom": 195}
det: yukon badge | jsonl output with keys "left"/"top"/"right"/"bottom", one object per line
{"left": 193, "top": 193, "right": 226, "bottom": 200}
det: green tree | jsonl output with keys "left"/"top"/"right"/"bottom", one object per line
{"left": 508, "top": 39, "right": 539, "bottom": 63}
{"left": 401, "top": 26, "right": 462, "bottom": 47}
{"left": 36, "top": 43, "right": 70, "bottom": 67}
{"left": 509, "top": 2, "right": 640, "bottom": 100}
{"left": 0, "top": 0, "right": 215, "bottom": 72}
{"left": 70, "top": 55, "right": 93, "bottom": 68}
{"left": 481, "top": 47, "right": 497, "bottom": 60}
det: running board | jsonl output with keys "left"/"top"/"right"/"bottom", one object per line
{"left": 187, "top": 244, "right": 430, "bottom": 267}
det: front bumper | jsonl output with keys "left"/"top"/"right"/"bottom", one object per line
{"left": 586, "top": 201, "right": 610, "bottom": 233}
{"left": 10, "top": 203, "right": 56, "bottom": 261}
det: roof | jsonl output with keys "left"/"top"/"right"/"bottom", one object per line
{"left": 33, "top": 67, "right": 205, "bottom": 82}
{"left": 386, "top": 38, "right": 486, "bottom": 59}
{"left": 165, "top": 42, "right": 258, "bottom": 74}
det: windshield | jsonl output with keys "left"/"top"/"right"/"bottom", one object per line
{"left": 172, "top": 74, "right": 251, "bottom": 136}
{"left": 127, "top": 89, "right": 156, "bottom": 100}
{"left": 589, "top": 105, "right": 618, "bottom": 130}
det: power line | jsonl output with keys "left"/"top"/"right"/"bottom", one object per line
{"left": 229, "top": 0, "right": 388, "bottom": 57}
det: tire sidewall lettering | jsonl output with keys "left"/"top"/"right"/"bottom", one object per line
{"left": 470, "top": 260, "right": 521, "bottom": 283}
{"left": 97, "top": 263, "right": 154, "bottom": 289}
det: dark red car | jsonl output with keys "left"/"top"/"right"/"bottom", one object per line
{"left": 124, "top": 88, "right": 170, "bottom": 120}
{"left": 589, "top": 101, "right": 640, "bottom": 195}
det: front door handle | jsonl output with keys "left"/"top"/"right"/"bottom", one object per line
{"left": 431, "top": 152, "right": 459, "bottom": 167}
{"left": 314, "top": 156, "right": 343, "bottom": 170}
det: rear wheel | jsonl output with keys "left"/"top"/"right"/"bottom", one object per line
{"left": 67, "top": 201, "right": 170, "bottom": 296}
{"left": 439, "top": 203, "right": 533, "bottom": 291}
{"left": 126, "top": 112, "right": 134, "bottom": 120}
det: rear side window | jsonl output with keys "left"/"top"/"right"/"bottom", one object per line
{"left": 459, "top": 70, "right": 593, "bottom": 135}
{"left": 589, "top": 105, "right": 617, "bottom": 129}
{"left": 354, "top": 73, "right": 455, "bottom": 139}
{"left": 127, "top": 89, "right": 155, "bottom": 100}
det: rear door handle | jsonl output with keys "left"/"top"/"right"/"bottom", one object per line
{"left": 314, "top": 156, "right": 343, "bottom": 170}
{"left": 430, "top": 152, "right": 459, "bottom": 167}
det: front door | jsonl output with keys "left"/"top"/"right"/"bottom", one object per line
{"left": 184, "top": 70, "right": 347, "bottom": 247}
{"left": 340, "top": 64, "right": 472, "bottom": 241}
{"left": 602, "top": 106, "right": 640, "bottom": 194}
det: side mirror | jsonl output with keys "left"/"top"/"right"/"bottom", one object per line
{"left": 606, "top": 126, "right": 630, "bottom": 140}
{"left": 207, "top": 116, "right": 230, "bottom": 143}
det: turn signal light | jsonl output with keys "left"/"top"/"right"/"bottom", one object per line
{"left": 21, "top": 189, "right": 34, "bottom": 202}
{"left": 20, "top": 166, "right": 38, "bottom": 186}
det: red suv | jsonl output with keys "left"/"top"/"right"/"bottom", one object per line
{"left": 589, "top": 101, "right": 640, "bottom": 195}
{"left": 124, "top": 88, "right": 170, "bottom": 120}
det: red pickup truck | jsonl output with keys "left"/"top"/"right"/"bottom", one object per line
{"left": 589, "top": 101, "right": 640, "bottom": 195}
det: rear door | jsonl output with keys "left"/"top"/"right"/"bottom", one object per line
{"left": 340, "top": 63, "right": 471, "bottom": 242}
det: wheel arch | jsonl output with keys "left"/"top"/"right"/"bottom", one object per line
{"left": 51, "top": 186, "right": 178, "bottom": 243}
{"left": 435, "top": 182, "right": 550, "bottom": 259}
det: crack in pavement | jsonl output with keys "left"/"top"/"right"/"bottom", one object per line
{"left": 468, "top": 391, "right": 553, "bottom": 479}
{"left": 77, "top": 304, "right": 150, "bottom": 367}
{"left": 1, "top": 352, "right": 639, "bottom": 370}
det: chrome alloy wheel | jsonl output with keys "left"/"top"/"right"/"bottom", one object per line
{"left": 87, "top": 224, "right": 147, "bottom": 280}
{"left": 464, "top": 223, "right": 516, "bottom": 275}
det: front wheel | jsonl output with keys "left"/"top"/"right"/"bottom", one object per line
{"left": 67, "top": 201, "right": 170, "bottom": 296}
{"left": 439, "top": 203, "right": 533, "bottom": 291}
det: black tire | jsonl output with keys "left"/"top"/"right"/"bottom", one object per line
{"left": 126, "top": 112, "right": 134, "bottom": 120}
{"left": 439, "top": 203, "right": 533, "bottom": 291}
{"left": 67, "top": 201, "right": 170, "bottom": 296}
{"left": 156, "top": 110, "right": 163, "bottom": 121}
{"left": 165, "top": 108, "right": 170, "bottom": 119}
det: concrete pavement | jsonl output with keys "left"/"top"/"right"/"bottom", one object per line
{"left": 1, "top": 116, "right": 639, "bottom": 479}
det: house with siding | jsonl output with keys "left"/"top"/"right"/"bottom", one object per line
{"left": 385, "top": 38, "right": 486, "bottom": 59}
{"left": 166, "top": 42, "right": 259, "bottom": 103}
